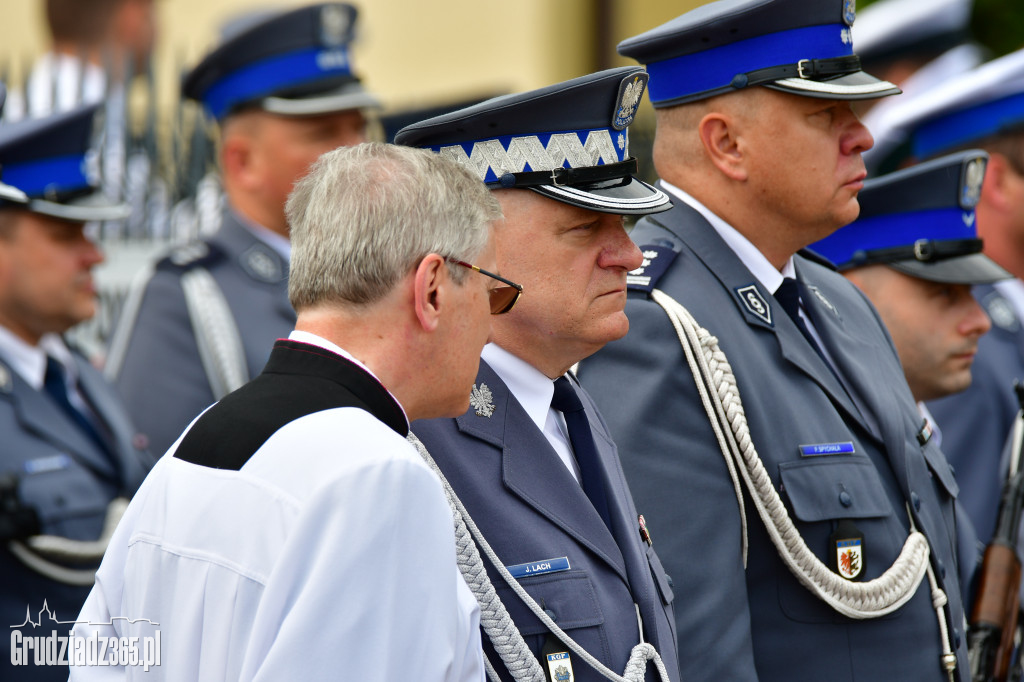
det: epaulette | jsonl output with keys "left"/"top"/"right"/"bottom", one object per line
{"left": 155, "top": 242, "right": 226, "bottom": 272}
{"left": 797, "top": 247, "right": 839, "bottom": 271}
{"left": 627, "top": 242, "right": 680, "bottom": 293}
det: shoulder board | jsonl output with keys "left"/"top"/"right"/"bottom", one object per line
{"left": 981, "top": 289, "right": 1020, "bottom": 333}
{"left": 797, "top": 247, "right": 838, "bottom": 271}
{"left": 627, "top": 244, "right": 680, "bottom": 293}
{"left": 155, "top": 242, "right": 225, "bottom": 272}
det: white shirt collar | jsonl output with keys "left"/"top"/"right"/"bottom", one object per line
{"left": 232, "top": 207, "right": 291, "bottom": 261}
{"left": 287, "top": 330, "right": 408, "bottom": 424}
{"left": 0, "top": 327, "right": 76, "bottom": 390}
{"left": 481, "top": 343, "right": 555, "bottom": 434}
{"left": 661, "top": 181, "right": 795, "bottom": 293}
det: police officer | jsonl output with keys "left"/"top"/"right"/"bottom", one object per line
{"left": 854, "top": 0, "right": 982, "bottom": 143}
{"left": 105, "top": 3, "right": 379, "bottom": 456}
{"left": 397, "top": 68, "right": 680, "bottom": 682}
{"left": 580, "top": 0, "right": 970, "bottom": 679}
{"left": 0, "top": 102, "right": 153, "bottom": 681}
{"left": 869, "top": 49, "right": 1024, "bottom": 549}
{"left": 811, "top": 150, "right": 1011, "bottom": 595}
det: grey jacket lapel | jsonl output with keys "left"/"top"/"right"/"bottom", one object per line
{"left": 3, "top": 361, "right": 119, "bottom": 481}
{"left": 73, "top": 356, "right": 151, "bottom": 490}
{"left": 577, "top": 381, "right": 666, "bottom": 646}
{"left": 456, "top": 362, "right": 628, "bottom": 582}
{"left": 797, "top": 264, "right": 891, "bottom": 443}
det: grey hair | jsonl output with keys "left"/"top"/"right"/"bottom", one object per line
{"left": 286, "top": 142, "right": 502, "bottom": 311}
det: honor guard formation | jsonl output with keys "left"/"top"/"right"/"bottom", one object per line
{"left": 4, "top": 0, "right": 1024, "bottom": 680}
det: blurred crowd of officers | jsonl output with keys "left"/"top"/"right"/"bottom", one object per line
{"left": 4, "top": 0, "right": 1024, "bottom": 680}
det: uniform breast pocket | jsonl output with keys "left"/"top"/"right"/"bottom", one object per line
{"left": 18, "top": 462, "right": 113, "bottom": 540}
{"left": 776, "top": 457, "right": 901, "bottom": 623}
{"left": 493, "top": 570, "right": 608, "bottom": 657}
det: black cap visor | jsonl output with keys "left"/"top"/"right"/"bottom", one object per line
{"left": 28, "top": 190, "right": 131, "bottom": 222}
{"left": 261, "top": 81, "right": 381, "bottom": 117}
{"left": 0, "top": 182, "right": 27, "bottom": 204}
{"left": 530, "top": 175, "right": 671, "bottom": 216}
{"left": 764, "top": 70, "right": 901, "bottom": 101}
{"left": 888, "top": 253, "right": 1011, "bottom": 284}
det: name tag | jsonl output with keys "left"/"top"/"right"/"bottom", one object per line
{"left": 23, "top": 454, "right": 72, "bottom": 474}
{"left": 799, "top": 442, "right": 855, "bottom": 457}
{"left": 506, "top": 556, "right": 571, "bottom": 579}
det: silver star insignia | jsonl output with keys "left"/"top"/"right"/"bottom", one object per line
{"left": 469, "top": 383, "right": 495, "bottom": 418}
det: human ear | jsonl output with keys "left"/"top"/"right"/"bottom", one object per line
{"left": 412, "top": 254, "right": 446, "bottom": 332}
{"left": 698, "top": 112, "right": 748, "bottom": 182}
{"left": 981, "top": 153, "right": 1018, "bottom": 214}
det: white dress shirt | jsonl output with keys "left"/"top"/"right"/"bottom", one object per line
{"left": 481, "top": 343, "right": 581, "bottom": 482}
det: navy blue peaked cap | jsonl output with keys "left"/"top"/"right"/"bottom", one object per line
{"left": 0, "top": 103, "right": 129, "bottom": 221}
{"left": 811, "top": 150, "right": 1008, "bottom": 284}
{"left": 0, "top": 83, "right": 29, "bottom": 206}
{"left": 865, "top": 48, "right": 1024, "bottom": 172}
{"left": 183, "top": 3, "right": 379, "bottom": 121}
{"left": 619, "top": 0, "right": 901, "bottom": 107}
{"left": 395, "top": 67, "right": 671, "bottom": 216}
{"left": 854, "top": 0, "right": 973, "bottom": 67}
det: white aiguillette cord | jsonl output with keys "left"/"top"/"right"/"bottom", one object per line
{"left": 644, "top": 287, "right": 956, "bottom": 680}
{"left": 407, "top": 434, "right": 671, "bottom": 682}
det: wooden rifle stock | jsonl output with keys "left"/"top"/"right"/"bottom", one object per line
{"left": 969, "top": 383, "right": 1024, "bottom": 682}
{"left": 969, "top": 540, "right": 1022, "bottom": 681}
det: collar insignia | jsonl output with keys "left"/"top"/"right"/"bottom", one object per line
{"left": 469, "top": 382, "right": 495, "bottom": 418}
{"left": 736, "top": 284, "right": 772, "bottom": 325}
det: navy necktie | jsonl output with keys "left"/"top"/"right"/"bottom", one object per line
{"left": 43, "top": 356, "right": 111, "bottom": 456}
{"left": 774, "top": 278, "right": 828, "bottom": 356}
{"left": 551, "top": 377, "right": 613, "bottom": 530}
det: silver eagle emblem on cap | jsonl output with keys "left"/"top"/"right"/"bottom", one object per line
{"left": 321, "top": 4, "right": 349, "bottom": 47}
{"left": 469, "top": 383, "right": 495, "bottom": 418}
{"left": 613, "top": 74, "right": 648, "bottom": 130}
{"left": 961, "top": 157, "right": 986, "bottom": 209}
{"left": 842, "top": 0, "right": 856, "bottom": 26}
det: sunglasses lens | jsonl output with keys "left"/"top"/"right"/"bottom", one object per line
{"left": 489, "top": 286, "right": 520, "bottom": 315}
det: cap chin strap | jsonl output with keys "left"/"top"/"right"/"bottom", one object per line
{"left": 628, "top": 287, "right": 957, "bottom": 680}
{"left": 408, "top": 433, "right": 672, "bottom": 682}
{"left": 845, "top": 238, "right": 983, "bottom": 267}
{"left": 496, "top": 158, "right": 638, "bottom": 189}
{"left": 730, "top": 54, "right": 862, "bottom": 89}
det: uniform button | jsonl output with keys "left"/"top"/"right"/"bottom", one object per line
{"left": 954, "top": 628, "right": 961, "bottom": 649}
{"left": 911, "top": 492, "right": 921, "bottom": 512}
{"left": 544, "top": 609, "right": 557, "bottom": 622}
{"left": 937, "top": 560, "right": 946, "bottom": 580}
{"left": 666, "top": 574, "right": 674, "bottom": 588}
{"left": 838, "top": 491, "right": 852, "bottom": 507}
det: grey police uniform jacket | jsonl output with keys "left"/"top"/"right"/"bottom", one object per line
{"left": 110, "top": 209, "right": 295, "bottom": 457}
{"left": 579, "top": 201, "right": 968, "bottom": 682}
{"left": 412, "top": 362, "right": 679, "bottom": 682}
{"left": 929, "top": 283, "right": 1024, "bottom": 546}
{"left": 1, "top": 349, "right": 152, "bottom": 681}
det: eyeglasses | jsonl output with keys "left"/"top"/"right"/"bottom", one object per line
{"left": 448, "top": 259, "right": 523, "bottom": 315}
